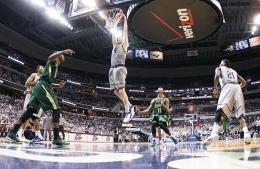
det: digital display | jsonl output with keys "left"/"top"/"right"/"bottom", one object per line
{"left": 135, "top": 49, "right": 149, "bottom": 59}
{"left": 235, "top": 40, "right": 249, "bottom": 51}
{"left": 150, "top": 51, "right": 163, "bottom": 60}
{"left": 249, "top": 36, "right": 260, "bottom": 47}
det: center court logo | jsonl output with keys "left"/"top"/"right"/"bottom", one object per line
{"left": 177, "top": 8, "right": 194, "bottom": 39}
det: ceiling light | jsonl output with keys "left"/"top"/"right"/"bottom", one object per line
{"left": 98, "top": 11, "right": 106, "bottom": 19}
{"left": 45, "top": 8, "right": 61, "bottom": 20}
{"left": 30, "top": 0, "right": 46, "bottom": 8}
{"left": 252, "top": 25, "right": 257, "bottom": 32}
{"left": 254, "top": 14, "right": 260, "bottom": 24}
{"left": 81, "top": 0, "right": 97, "bottom": 8}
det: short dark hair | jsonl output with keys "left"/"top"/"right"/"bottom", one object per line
{"left": 36, "top": 65, "right": 42, "bottom": 71}
{"left": 221, "top": 59, "right": 230, "bottom": 67}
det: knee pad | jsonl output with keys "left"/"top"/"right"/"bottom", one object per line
{"left": 215, "top": 109, "right": 227, "bottom": 123}
{"left": 52, "top": 109, "right": 61, "bottom": 123}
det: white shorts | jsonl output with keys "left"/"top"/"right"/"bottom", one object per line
{"left": 217, "top": 83, "right": 245, "bottom": 118}
{"left": 23, "top": 94, "right": 43, "bottom": 118}
{"left": 109, "top": 66, "right": 127, "bottom": 90}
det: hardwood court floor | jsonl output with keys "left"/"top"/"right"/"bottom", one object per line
{"left": 0, "top": 138, "right": 259, "bottom": 169}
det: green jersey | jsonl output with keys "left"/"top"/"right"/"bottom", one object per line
{"left": 39, "top": 60, "right": 58, "bottom": 84}
{"left": 150, "top": 97, "right": 169, "bottom": 123}
{"left": 29, "top": 60, "right": 59, "bottom": 111}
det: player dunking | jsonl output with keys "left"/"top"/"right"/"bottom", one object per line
{"left": 204, "top": 59, "right": 251, "bottom": 144}
{"left": 108, "top": 11, "right": 135, "bottom": 123}
{"left": 17, "top": 66, "right": 44, "bottom": 143}
{"left": 7, "top": 49, "right": 75, "bottom": 145}
{"left": 139, "top": 87, "right": 178, "bottom": 146}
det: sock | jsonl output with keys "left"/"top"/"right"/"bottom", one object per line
{"left": 211, "top": 123, "right": 221, "bottom": 136}
{"left": 35, "top": 130, "right": 43, "bottom": 139}
{"left": 18, "top": 128, "right": 24, "bottom": 137}
{"left": 53, "top": 128, "right": 59, "bottom": 140}
{"left": 10, "top": 124, "right": 21, "bottom": 134}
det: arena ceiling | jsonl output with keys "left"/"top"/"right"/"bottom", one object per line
{"left": 0, "top": 0, "right": 259, "bottom": 68}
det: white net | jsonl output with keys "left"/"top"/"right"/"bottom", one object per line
{"left": 104, "top": 8, "right": 123, "bottom": 31}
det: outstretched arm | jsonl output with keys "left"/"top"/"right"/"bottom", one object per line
{"left": 213, "top": 68, "right": 220, "bottom": 96}
{"left": 52, "top": 81, "right": 65, "bottom": 88}
{"left": 49, "top": 49, "right": 75, "bottom": 63}
{"left": 111, "top": 12, "right": 123, "bottom": 45}
{"left": 237, "top": 74, "right": 246, "bottom": 88}
{"left": 122, "top": 14, "right": 128, "bottom": 51}
{"left": 139, "top": 105, "right": 152, "bottom": 114}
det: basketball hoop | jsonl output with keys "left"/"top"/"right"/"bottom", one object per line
{"left": 104, "top": 8, "right": 123, "bottom": 31}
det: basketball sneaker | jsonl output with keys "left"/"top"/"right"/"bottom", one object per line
{"left": 6, "top": 132, "right": 21, "bottom": 144}
{"left": 244, "top": 132, "right": 251, "bottom": 145}
{"left": 202, "top": 133, "right": 219, "bottom": 146}
{"left": 19, "top": 134, "right": 29, "bottom": 142}
{"left": 150, "top": 138, "right": 159, "bottom": 147}
{"left": 30, "top": 136, "right": 43, "bottom": 144}
{"left": 53, "top": 138, "right": 70, "bottom": 146}
{"left": 123, "top": 106, "right": 135, "bottom": 123}
{"left": 170, "top": 136, "right": 178, "bottom": 145}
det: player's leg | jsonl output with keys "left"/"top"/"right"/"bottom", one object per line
{"left": 204, "top": 85, "right": 234, "bottom": 144}
{"left": 158, "top": 121, "right": 178, "bottom": 144}
{"left": 234, "top": 85, "right": 251, "bottom": 144}
{"left": 37, "top": 83, "right": 69, "bottom": 145}
{"left": 59, "top": 125, "right": 65, "bottom": 140}
{"left": 33, "top": 108, "right": 43, "bottom": 140}
{"left": 151, "top": 121, "right": 158, "bottom": 145}
{"left": 30, "top": 117, "right": 43, "bottom": 143}
{"left": 7, "top": 103, "right": 38, "bottom": 142}
{"left": 115, "top": 67, "right": 135, "bottom": 122}
{"left": 17, "top": 119, "right": 30, "bottom": 141}
{"left": 17, "top": 94, "right": 32, "bottom": 141}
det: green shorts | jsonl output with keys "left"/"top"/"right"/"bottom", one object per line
{"left": 28, "top": 81, "right": 59, "bottom": 111}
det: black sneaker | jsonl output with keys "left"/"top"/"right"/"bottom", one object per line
{"left": 6, "top": 132, "right": 21, "bottom": 144}
{"left": 53, "top": 138, "right": 70, "bottom": 146}
{"left": 30, "top": 136, "right": 43, "bottom": 144}
{"left": 170, "top": 136, "right": 178, "bottom": 144}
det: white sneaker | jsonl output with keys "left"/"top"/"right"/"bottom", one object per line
{"left": 202, "top": 133, "right": 219, "bottom": 145}
{"left": 123, "top": 106, "right": 135, "bottom": 123}
{"left": 244, "top": 133, "right": 251, "bottom": 145}
{"left": 19, "top": 135, "right": 29, "bottom": 142}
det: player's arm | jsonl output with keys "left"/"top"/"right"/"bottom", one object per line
{"left": 213, "top": 67, "right": 220, "bottom": 96}
{"left": 25, "top": 73, "right": 37, "bottom": 87}
{"left": 139, "top": 99, "right": 154, "bottom": 114}
{"left": 237, "top": 74, "right": 246, "bottom": 88}
{"left": 122, "top": 14, "right": 129, "bottom": 51}
{"left": 48, "top": 49, "right": 75, "bottom": 63}
{"left": 161, "top": 98, "right": 171, "bottom": 113}
{"left": 139, "top": 105, "right": 152, "bottom": 114}
{"left": 51, "top": 81, "right": 65, "bottom": 88}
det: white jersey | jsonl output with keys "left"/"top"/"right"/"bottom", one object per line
{"left": 216, "top": 66, "right": 245, "bottom": 119}
{"left": 23, "top": 73, "right": 41, "bottom": 113}
{"left": 216, "top": 66, "right": 238, "bottom": 88}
